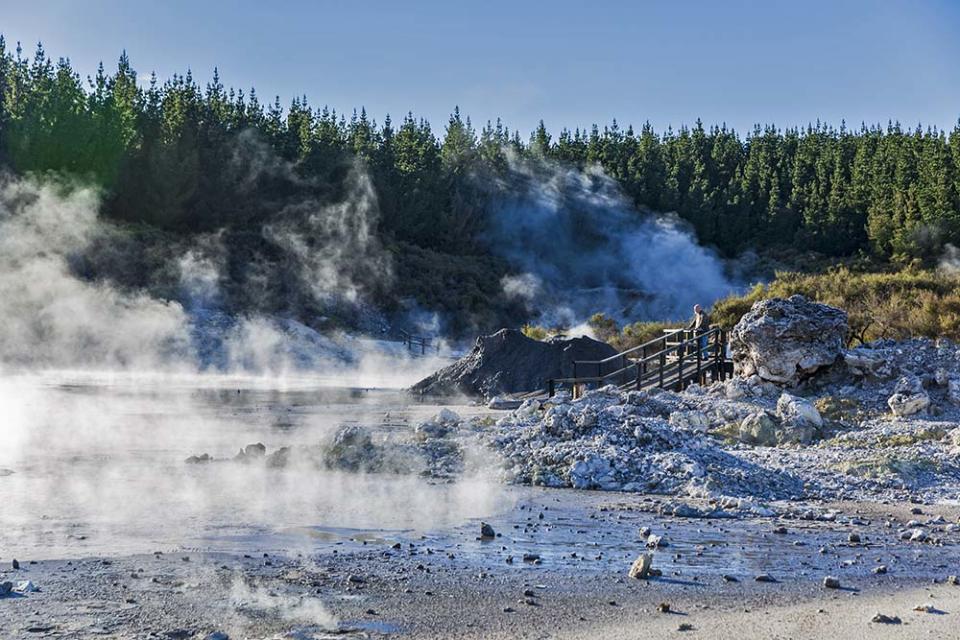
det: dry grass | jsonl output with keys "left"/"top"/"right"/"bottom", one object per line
{"left": 711, "top": 267, "right": 960, "bottom": 344}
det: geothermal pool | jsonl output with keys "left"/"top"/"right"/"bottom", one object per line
{"left": 0, "top": 372, "right": 510, "bottom": 560}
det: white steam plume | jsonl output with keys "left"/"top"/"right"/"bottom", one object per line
{"left": 0, "top": 176, "right": 194, "bottom": 371}
{"left": 263, "top": 165, "right": 392, "bottom": 308}
{"left": 488, "top": 154, "right": 734, "bottom": 326}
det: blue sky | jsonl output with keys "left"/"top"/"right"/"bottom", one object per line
{"left": 3, "top": 0, "right": 959, "bottom": 136}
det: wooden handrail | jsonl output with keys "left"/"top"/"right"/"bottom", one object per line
{"left": 548, "top": 326, "right": 730, "bottom": 396}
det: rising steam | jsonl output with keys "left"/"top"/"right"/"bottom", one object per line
{"left": 488, "top": 154, "right": 734, "bottom": 327}
{"left": 0, "top": 176, "right": 194, "bottom": 371}
{"left": 0, "top": 166, "right": 406, "bottom": 377}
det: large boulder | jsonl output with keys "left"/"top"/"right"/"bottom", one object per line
{"left": 410, "top": 329, "right": 617, "bottom": 398}
{"left": 730, "top": 295, "right": 848, "bottom": 385}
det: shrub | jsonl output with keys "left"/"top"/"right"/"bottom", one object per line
{"left": 711, "top": 267, "right": 960, "bottom": 344}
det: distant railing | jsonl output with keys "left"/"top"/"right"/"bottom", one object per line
{"left": 548, "top": 327, "right": 731, "bottom": 397}
{"left": 399, "top": 329, "right": 440, "bottom": 356}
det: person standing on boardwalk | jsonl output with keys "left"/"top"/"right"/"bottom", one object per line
{"left": 687, "top": 304, "right": 711, "bottom": 358}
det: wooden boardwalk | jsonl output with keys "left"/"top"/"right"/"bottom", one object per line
{"left": 548, "top": 327, "right": 732, "bottom": 398}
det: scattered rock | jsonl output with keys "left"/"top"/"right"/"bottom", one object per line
{"left": 11, "top": 559, "right": 19, "bottom": 570}
{"left": 887, "top": 374, "right": 930, "bottom": 417}
{"left": 646, "top": 534, "right": 667, "bottom": 548}
{"left": 738, "top": 411, "right": 781, "bottom": 447}
{"left": 873, "top": 565, "right": 887, "bottom": 575}
{"left": 14, "top": 581, "right": 38, "bottom": 593}
{"left": 754, "top": 574, "right": 776, "bottom": 583}
{"left": 776, "top": 393, "right": 823, "bottom": 430}
{"left": 0, "top": 582, "right": 12, "bottom": 597}
{"left": 908, "top": 528, "right": 928, "bottom": 542}
{"left": 234, "top": 443, "right": 266, "bottom": 462}
{"left": 657, "top": 602, "right": 671, "bottom": 613}
{"left": 488, "top": 396, "right": 522, "bottom": 410}
{"left": 871, "top": 612, "right": 901, "bottom": 624}
{"left": 480, "top": 522, "right": 496, "bottom": 539}
{"left": 822, "top": 576, "right": 841, "bottom": 589}
{"left": 848, "top": 533, "right": 861, "bottom": 543}
{"left": 628, "top": 553, "right": 654, "bottom": 579}
{"left": 844, "top": 347, "right": 894, "bottom": 379}
{"left": 948, "top": 378, "right": 960, "bottom": 406}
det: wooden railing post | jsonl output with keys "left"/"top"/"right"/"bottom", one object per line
{"left": 696, "top": 338, "right": 702, "bottom": 385}
{"left": 548, "top": 379, "right": 555, "bottom": 397}
{"left": 659, "top": 351, "right": 665, "bottom": 388}
{"left": 678, "top": 344, "right": 685, "bottom": 391}
{"left": 714, "top": 329, "right": 722, "bottom": 381}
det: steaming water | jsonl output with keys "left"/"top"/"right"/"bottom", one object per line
{"left": 0, "top": 371, "right": 509, "bottom": 560}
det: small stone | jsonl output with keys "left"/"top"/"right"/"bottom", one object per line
{"left": 678, "top": 623, "right": 694, "bottom": 632}
{"left": 913, "top": 603, "right": 936, "bottom": 613}
{"left": 646, "top": 534, "right": 667, "bottom": 548}
{"left": 848, "top": 533, "right": 861, "bottom": 543}
{"left": 204, "top": 633, "right": 230, "bottom": 640}
{"left": 754, "top": 574, "right": 775, "bottom": 583}
{"left": 628, "top": 553, "right": 654, "bottom": 580}
{"left": 722, "top": 574, "right": 739, "bottom": 583}
{"left": 522, "top": 589, "right": 536, "bottom": 598}
{"left": 871, "top": 612, "right": 901, "bottom": 624}
{"left": 823, "top": 576, "right": 841, "bottom": 589}
{"left": 11, "top": 559, "right": 19, "bottom": 570}
{"left": 347, "top": 574, "right": 365, "bottom": 584}
{"left": 0, "top": 582, "right": 13, "bottom": 597}
{"left": 873, "top": 565, "right": 887, "bottom": 575}
{"left": 948, "top": 575, "right": 959, "bottom": 585}
{"left": 14, "top": 581, "right": 38, "bottom": 593}
{"left": 657, "top": 602, "right": 671, "bottom": 613}
{"left": 480, "top": 522, "right": 496, "bottom": 539}
{"left": 522, "top": 553, "right": 540, "bottom": 562}
{"left": 502, "top": 606, "right": 515, "bottom": 613}
{"left": 772, "top": 526, "right": 787, "bottom": 535}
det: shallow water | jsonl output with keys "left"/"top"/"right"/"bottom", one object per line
{"left": 0, "top": 371, "right": 509, "bottom": 559}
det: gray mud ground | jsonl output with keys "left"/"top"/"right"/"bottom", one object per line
{"left": 3, "top": 492, "right": 959, "bottom": 639}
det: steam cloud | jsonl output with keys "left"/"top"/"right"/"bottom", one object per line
{"left": 0, "top": 168, "right": 413, "bottom": 378}
{"left": 488, "top": 154, "right": 734, "bottom": 327}
{"left": 0, "top": 177, "right": 194, "bottom": 371}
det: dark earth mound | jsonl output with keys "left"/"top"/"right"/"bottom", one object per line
{"left": 411, "top": 328, "right": 617, "bottom": 398}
